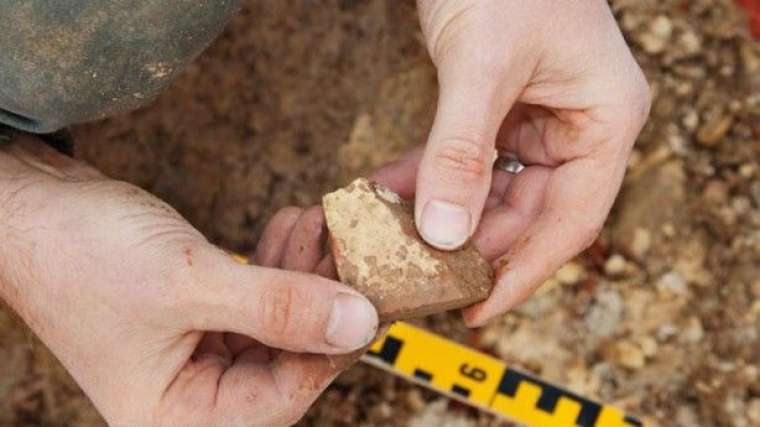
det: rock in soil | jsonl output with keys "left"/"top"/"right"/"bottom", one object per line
{"left": 323, "top": 178, "right": 494, "bottom": 322}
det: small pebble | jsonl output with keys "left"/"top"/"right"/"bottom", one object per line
{"left": 683, "top": 110, "right": 699, "bottom": 131}
{"left": 651, "top": 15, "right": 674, "bottom": 38}
{"left": 637, "top": 335, "right": 658, "bottom": 357}
{"left": 679, "top": 30, "right": 701, "bottom": 56}
{"left": 738, "top": 163, "right": 755, "bottom": 178}
{"left": 585, "top": 290, "right": 623, "bottom": 338}
{"left": 406, "top": 389, "right": 426, "bottom": 412}
{"left": 657, "top": 271, "right": 689, "bottom": 297}
{"left": 697, "top": 115, "right": 734, "bottom": 147}
{"left": 639, "top": 15, "right": 673, "bottom": 54}
{"left": 631, "top": 227, "right": 653, "bottom": 258}
{"left": 376, "top": 402, "right": 392, "bottom": 418}
{"left": 606, "top": 340, "right": 646, "bottom": 370}
{"left": 732, "top": 196, "right": 751, "bottom": 216}
{"left": 604, "top": 254, "right": 628, "bottom": 276}
{"left": 657, "top": 324, "right": 679, "bottom": 341}
{"left": 662, "top": 223, "right": 676, "bottom": 238}
{"left": 556, "top": 262, "right": 585, "bottom": 285}
{"left": 676, "top": 405, "right": 700, "bottom": 427}
{"left": 681, "top": 317, "right": 704, "bottom": 343}
{"left": 702, "top": 180, "right": 729, "bottom": 205}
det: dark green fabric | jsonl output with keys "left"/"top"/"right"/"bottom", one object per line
{"left": 0, "top": 0, "right": 240, "bottom": 133}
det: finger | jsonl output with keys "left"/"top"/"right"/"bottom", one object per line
{"left": 369, "top": 146, "right": 423, "bottom": 199}
{"left": 315, "top": 254, "right": 338, "bottom": 280}
{"left": 496, "top": 104, "right": 617, "bottom": 168}
{"left": 415, "top": 55, "right": 529, "bottom": 250}
{"left": 473, "top": 166, "right": 551, "bottom": 262}
{"left": 253, "top": 207, "right": 303, "bottom": 267}
{"left": 483, "top": 169, "right": 515, "bottom": 210}
{"left": 193, "top": 332, "right": 232, "bottom": 366}
{"left": 223, "top": 333, "right": 256, "bottom": 356}
{"left": 235, "top": 342, "right": 277, "bottom": 364}
{"left": 496, "top": 104, "right": 565, "bottom": 166}
{"left": 189, "top": 247, "right": 379, "bottom": 354}
{"left": 282, "top": 206, "right": 327, "bottom": 273}
{"left": 464, "top": 153, "right": 625, "bottom": 327}
{"left": 159, "top": 353, "right": 230, "bottom": 424}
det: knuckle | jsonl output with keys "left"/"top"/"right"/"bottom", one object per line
{"left": 275, "top": 206, "right": 304, "bottom": 223}
{"left": 431, "top": 137, "right": 490, "bottom": 184}
{"left": 634, "top": 86, "right": 652, "bottom": 122}
{"left": 258, "top": 286, "right": 297, "bottom": 336}
{"left": 265, "top": 207, "right": 303, "bottom": 238}
{"left": 300, "top": 208, "right": 326, "bottom": 236}
{"left": 424, "top": 2, "right": 476, "bottom": 63}
{"left": 625, "top": 69, "right": 653, "bottom": 126}
{"left": 575, "top": 218, "right": 603, "bottom": 251}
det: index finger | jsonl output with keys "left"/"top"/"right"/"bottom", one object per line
{"left": 463, "top": 138, "right": 632, "bottom": 327}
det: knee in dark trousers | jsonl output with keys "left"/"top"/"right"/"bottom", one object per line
{"left": 0, "top": 0, "right": 240, "bottom": 133}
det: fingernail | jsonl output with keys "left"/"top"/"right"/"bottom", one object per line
{"left": 419, "top": 199, "right": 471, "bottom": 250}
{"left": 326, "top": 293, "right": 379, "bottom": 350}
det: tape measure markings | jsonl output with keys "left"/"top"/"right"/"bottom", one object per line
{"left": 496, "top": 368, "right": 601, "bottom": 427}
{"left": 363, "top": 321, "right": 643, "bottom": 427}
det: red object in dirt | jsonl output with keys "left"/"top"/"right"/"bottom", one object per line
{"left": 737, "top": 0, "right": 760, "bottom": 38}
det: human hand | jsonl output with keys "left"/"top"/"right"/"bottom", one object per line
{"left": 376, "top": 0, "right": 651, "bottom": 326}
{"left": 252, "top": 205, "right": 338, "bottom": 281}
{"left": 0, "top": 136, "right": 378, "bottom": 426}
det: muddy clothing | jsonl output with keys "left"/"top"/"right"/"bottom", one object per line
{"left": 0, "top": 0, "right": 240, "bottom": 134}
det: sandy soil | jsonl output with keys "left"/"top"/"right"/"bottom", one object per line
{"left": 1, "top": 0, "right": 758, "bottom": 426}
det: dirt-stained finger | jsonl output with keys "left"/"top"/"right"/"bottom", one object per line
{"left": 282, "top": 206, "right": 328, "bottom": 273}
{"left": 253, "top": 207, "right": 303, "bottom": 267}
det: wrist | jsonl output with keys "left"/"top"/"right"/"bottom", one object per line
{"left": 0, "top": 177, "right": 28, "bottom": 310}
{"left": 0, "top": 137, "right": 56, "bottom": 307}
{"left": 0, "top": 140, "right": 38, "bottom": 231}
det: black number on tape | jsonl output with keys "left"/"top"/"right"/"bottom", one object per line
{"left": 459, "top": 363, "right": 487, "bottom": 382}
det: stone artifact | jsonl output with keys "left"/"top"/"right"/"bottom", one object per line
{"left": 323, "top": 178, "right": 494, "bottom": 322}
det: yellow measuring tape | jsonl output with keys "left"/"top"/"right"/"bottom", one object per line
{"left": 232, "top": 253, "right": 640, "bottom": 425}
{"left": 361, "top": 322, "right": 642, "bottom": 427}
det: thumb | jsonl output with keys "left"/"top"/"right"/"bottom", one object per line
{"left": 415, "top": 55, "right": 527, "bottom": 250}
{"left": 186, "top": 247, "right": 379, "bottom": 354}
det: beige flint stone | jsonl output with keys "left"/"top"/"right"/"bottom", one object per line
{"left": 323, "top": 178, "right": 494, "bottom": 322}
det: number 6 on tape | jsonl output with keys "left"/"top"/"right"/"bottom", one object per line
{"left": 361, "top": 322, "right": 642, "bottom": 427}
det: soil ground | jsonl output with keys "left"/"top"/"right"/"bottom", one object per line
{"left": 1, "top": 0, "right": 759, "bottom": 426}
